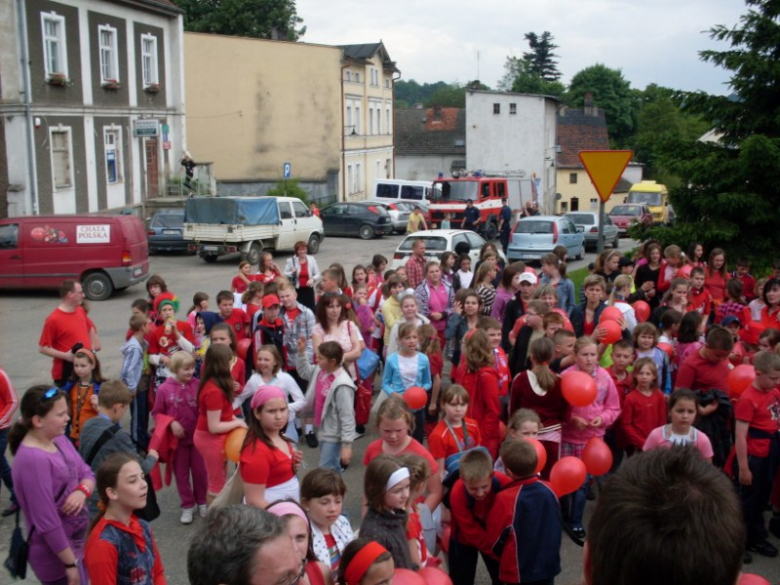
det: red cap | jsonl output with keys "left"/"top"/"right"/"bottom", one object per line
{"left": 262, "top": 294, "right": 280, "bottom": 308}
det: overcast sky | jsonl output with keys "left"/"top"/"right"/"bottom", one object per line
{"left": 296, "top": 0, "right": 748, "bottom": 95}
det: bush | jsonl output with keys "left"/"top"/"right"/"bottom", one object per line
{"left": 267, "top": 179, "right": 309, "bottom": 207}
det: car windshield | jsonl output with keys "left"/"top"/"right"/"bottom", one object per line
{"left": 153, "top": 213, "right": 184, "bottom": 227}
{"left": 398, "top": 236, "right": 448, "bottom": 252}
{"left": 611, "top": 205, "right": 640, "bottom": 216}
{"left": 627, "top": 192, "right": 662, "bottom": 206}
{"left": 434, "top": 181, "right": 479, "bottom": 202}
{"left": 515, "top": 220, "right": 553, "bottom": 234}
{"left": 567, "top": 214, "right": 595, "bottom": 225}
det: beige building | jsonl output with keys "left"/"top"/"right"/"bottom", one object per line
{"left": 184, "top": 34, "right": 397, "bottom": 202}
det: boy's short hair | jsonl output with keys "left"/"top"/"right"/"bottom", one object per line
{"left": 736, "top": 257, "right": 751, "bottom": 268}
{"left": 128, "top": 313, "right": 148, "bottom": 332}
{"left": 300, "top": 468, "right": 347, "bottom": 500}
{"left": 632, "top": 322, "right": 659, "bottom": 345}
{"left": 397, "top": 453, "right": 430, "bottom": 489}
{"left": 500, "top": 440, "right": 537, "bottom": 479}
{"left": 705, "top": 325, "right": 735, "bottom": 352}
{"left": 527, "top": 299, "right": 550, "bottom": 316}
{"left": 216, "top": 290, "right": 233, "bottom": 304}
{"left": 543, "top": 312, "right": 565, "bottom": 328}
{"left": 663, "top": 245, "right": 681, "bottom": 259}
{"left": 98, "top": 379, "right": 133, "bottom": 408}
{"left": 690, "top": 266, "right": 706, "bottom": 278}
{"left": 441, "top": 384, "right": 470, "bottom": 405}
{"left": 583, "top": 274, "right": 607, "bottom": 291}
{"left": 612, "top": 339, "right": 634, "bottom": 353}
{"left": 131, "top": 298, "right": 149, "bottom": 313}
{"left": 587, "top": 447, "right": 743, "bottom": 585}
{"left": 754, "top": 351, "right": 780, "bottom": 374}
{"left": 726, "top": 278, "right": 743, "bottom": 299}
{"left": 553, "top": 329, "right": 576, "bottom": 345}
{"left": 317, "top": 341, "right": 344, "bottom": 365}
{"left": 459, "top": 449, "right": 494, "bottom": 483}
{"left": 169, "top": 351, "right": 195, "bottom": 373}
{"left": 477, "top": 316, "right": 501, "bottom": 331}
{"left": 659, "top": 309, "right": 682, "bottom": 332}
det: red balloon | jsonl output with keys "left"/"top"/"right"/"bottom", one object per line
{"left": 657, "top": 342, "right": 674, "bottom": 359}
{"left": 582, "top": 437, "right": 613, "bottom": 476}
{"left": 237, "top": 338, "right": 251, "bottom": 361}
{"left": 419, "top": 567, "right": 453, "bottom": 585}
{"left": 599, "top": 306, "right": 623, "bottom": 324}
{"left": 739, "top": 574, "right": 770, "bottom": 585}
{"left": 403, "top": 386, "right": 428, "bottom": 410}
{"left": 633, "top": 300, "right": 651, "bottom": 323}
{"left": 440, "top": 524, "right": 451, "bottom": 554}
{"left": 525, "top": 437, "right": 548, "bottom": 474}
{"left": 550, "top": 456, "right": 587, "bottom": 497}
{"left": 728, "top": 365, "right": 755, "bottom": 399}
{"left": 561, "top": 371, "right": 598, "bottom": 407}
{"left": 393, "top": 568, "right": 426, "bottom": 585}
{"left": 596, "top": 320, "right": 622, "bottom": 345}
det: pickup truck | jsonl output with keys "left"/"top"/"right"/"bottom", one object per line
{"left": 184, "top": 196, "right": 324, "bottom": 264}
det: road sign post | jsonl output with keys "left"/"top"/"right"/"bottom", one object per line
{"left": 578, "top": 150, "right": 633, "bottom": 254}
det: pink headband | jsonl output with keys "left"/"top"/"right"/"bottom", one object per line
{"left": 267, "top": 502, "right": 309, "bottom": 528}
{"left": 250, "top": 385, "right": 286, "bottom": 410}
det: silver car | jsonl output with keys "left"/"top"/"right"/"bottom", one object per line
{"left": 507, "top": 216, "right": 585, "bottom": 262}
{"left": 365, "top": 199, "right": 411, "bottom": 234}
{"left": 565, "top": 212, "right": 620, "bottom": 250}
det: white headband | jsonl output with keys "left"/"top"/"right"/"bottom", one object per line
{"left": 386, "top": 467, "right": 410, "bottom": 491}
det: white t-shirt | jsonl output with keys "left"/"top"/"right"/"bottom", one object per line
{"left": 398, "top": 354, "right": 419, "bottom": 388}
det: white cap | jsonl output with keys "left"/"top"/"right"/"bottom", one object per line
{"left": 519, "top": 272, "right": 538, "bottom": 285}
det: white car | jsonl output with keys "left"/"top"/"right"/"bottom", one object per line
{"left": 365, "top": 199, "right": 411, "bottom": 234}
{"left": 391, "top": 229, "right": 507, "bottom": 269}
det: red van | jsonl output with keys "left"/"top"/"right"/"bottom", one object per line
{"left": 0, "top": 215, "right": 149, "bottom": 300}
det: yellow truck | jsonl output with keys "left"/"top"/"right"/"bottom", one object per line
{"left": 626, "top": 180, "right": 669, "bottom": 225}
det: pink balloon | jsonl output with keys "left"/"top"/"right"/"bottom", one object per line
{"left": 739, "top": 575, "right": 770, "bottom": 585}
{"left": 561, "top": 371, "right": 598, "bottom": 407}
{"left": 393, "top": 568, "right": 426, "bottom": 585}
{"left": 582, "top": 438, "right": 613, "bottom": 476}
{"left": 599, "top": 306, "right": 623, "bottom": 323}
{"left": 550, "top": 456, "right": 587, "bottom": 497}
{"left": 419, "top": 567, "right": 453, "bottom": 585}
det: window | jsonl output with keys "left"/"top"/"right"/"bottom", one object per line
{"left": 496, "top": 183, "right": 506, "bottom": 198}
{"left": 98, "top": 25, "right": 119, "bottom": 84}
{"left": 376, "top": 108, "right": 381, "bottom": 134}
{"left": 590, "top": 198, "right": 598, "bottom": 210}
{"left": 355, "top": 72, "right": 360, "bottom": 83}
{"left": 493, "top": 103, "right": 500, "bottom": 115}
{"left": 293, "top": 200, "right": 309, "bottom": 218}
{"left": 346, "top": 105, "right": 352, "bottom": 133}
{"left": 509, "top": 103, "right": 517, "bottom": 115}
{"left": 141, "top": 34, "right": 158, "bottom": 87}
{"left": 376, "top": 161, "right": 381, "bottom": 178}
{"left": 345, "top": 71, "right": 351, "bottom": 82}
{"left": 42, "top": 13, "right": 67, "bottom": 77}
{"left": 347, "top": 165, "right": 353, "bottom": 194}
{"left": 569, "top": 173, "right": 578, "bottom": 184}
{"left": 561, "top": 202, "right": 569, "bottom": 213}
{"left": 0, "top": 224, "right": 18, "bottom": 250}
{"left": 385, "top": 79, "right": 390, "bottom": 89}
{"left": 355, "top": 105, "right": 361, "bottom": 134}
{"left": 279, "top": 202, "right": 293, "bottom": 219}
{"left": 369, "top": 107, "right": 374, "bottom": 135}
{"left": 355, "top": 163, "right": 362, "bottom": 193}
{"left": 104, "top": 127, "right": 122, "bottom": 184}
{"left": 386, "top": 107, "right": 391, "bottom": 135}
{"left": 386, "top": 158, "right": 391, "bottom": 178}
{"left": 50, "top": 128, "right": 73, "bottom": 189}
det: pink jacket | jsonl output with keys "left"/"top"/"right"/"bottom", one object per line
{"left": 561, "top": 365, "right": 621, "bottom": 445}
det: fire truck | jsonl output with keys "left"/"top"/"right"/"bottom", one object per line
{"left": 428, "top": 173, "right": 534, "bottom": 240}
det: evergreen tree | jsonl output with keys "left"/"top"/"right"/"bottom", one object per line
{"left": 523, "top": 31, "right": 561, "bottom": 81}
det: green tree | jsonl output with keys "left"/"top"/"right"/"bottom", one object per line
{"left": 267, "top": 179, "right": 309, "bottom": 206}
{"left": 642, "top": 0, "right": 780, "bottom": 267}
{"left": 510, "top": 60, "right": 565, "bottom": 97}
{"left": 177, "top": 0, "right": 305, "bottom": 41}
{"left": 500, "top": 31, "right": 563, "bottom": 92}
{"left": 523, "top": 31, "right": 561, "bottom": 81}
{"left": 394, "top": 80, "right": 450, "bottom": 108}
{"left": 426, "top": 84, "right": 466, "bottom": 108}
{"left": 567, "top": 64, "right": 638, "bottom": 147}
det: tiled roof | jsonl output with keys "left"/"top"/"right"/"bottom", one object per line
{"left": 117, "top": 0, "right": 183, "bottom": 15}
{"left": 395, "top": 108, "right": 466, "bottom": 156}
{"left": 556, "top": 107, "right": 610, "bottom": 168}
{"left": 340, "top": 42, "right": 399, "bottom": 71}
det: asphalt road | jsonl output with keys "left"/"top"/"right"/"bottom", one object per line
{"left": 0, "top": 232, "right": 776, "bottom": 584}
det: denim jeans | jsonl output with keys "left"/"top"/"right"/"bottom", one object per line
{"left": 562, "top": 473, "right": 591, "bottom": 528}
{"left": 131, "top": 389, "right": 150, "bottom": 451}
{"left": 319, "top": 441, "right": 342, "bottom": 473}
{"left": 0, "top": 428, "right": 15, "bottom": 503}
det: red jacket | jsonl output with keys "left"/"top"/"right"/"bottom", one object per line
{"left": 450, "top": 473, "right": 512, "bottom": 555}
{"left": 148, "top": 414, "right": 178, "bottom": 491}
{"left": 461, "top": 366, "right": 502, "bottom": 459}
{"left": 0, "top": 369, "right": 19, "bottom": 431}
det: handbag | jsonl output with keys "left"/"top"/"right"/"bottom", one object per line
{"left": 211, "top": 464, "right": 245, "bottom": 509}
{"left": 354, "top": 379, "right": 373, "bottom": 426}
{"left": 3, "top": 508, "right": 32, "bottom": 580}
{"left": 356, "top": 348, "right": 380, "bottom": 381}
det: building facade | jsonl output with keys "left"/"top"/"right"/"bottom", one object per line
{"left": 0, "top": 0, "right": 186, "bottom": 217}
{"left": 395, "top": 106, "right": 465, "bottom": 181}
{"left": 184, "top": 36, "right": 397, "bottom": 202}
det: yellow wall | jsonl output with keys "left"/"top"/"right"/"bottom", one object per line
{"left": 555, "top": 168, "right": 627, "bottom": 215}
{"left": 184, "top": 33, "right": 343, "bottom": 184}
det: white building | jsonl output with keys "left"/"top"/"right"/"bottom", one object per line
{"left": 465, "top": 90, "right": 558, "bottom": 214}
{"left": 0, "top": 0, "right": 186, "bottom": 217}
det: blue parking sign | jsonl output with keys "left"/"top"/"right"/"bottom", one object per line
{"left": 283, "top": 162, "right": 292, "bottom": 178}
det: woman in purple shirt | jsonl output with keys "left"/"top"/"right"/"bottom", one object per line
{"left": 10, "top": 385, "right": 95, "bottom": 585}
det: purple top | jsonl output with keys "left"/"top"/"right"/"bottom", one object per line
{"left": 153, "top": 375, "right": 200, "bottom": 446}
{"left": 12, "top": 434, "right": 94, "bottom": 583}
{"left": 490, "top": 286, "right": 515, "bottom": 322}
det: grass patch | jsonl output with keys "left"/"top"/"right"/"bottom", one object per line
{"left": 569, "top": 266, "right": 590, "bottom": 300}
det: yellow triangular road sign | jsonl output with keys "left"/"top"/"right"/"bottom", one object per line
{"left": 578, "top": 150, "right": 633, "bottom": 203}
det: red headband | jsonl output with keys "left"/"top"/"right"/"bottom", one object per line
{"left": 76, "top": 348, "right": 96, "bottom": 362}
{"left": 344, "top": 542, "right": 388, "bottom": 585}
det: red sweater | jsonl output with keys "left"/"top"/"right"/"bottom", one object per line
{"left": 607, "top": 367, "right": 633, "bottom": 407}
{"left": 675, "top": 350, "right": 731, "bottom": 393}
{"left": 461, "top": 366, "right": 502, "bottom": 459}
{"left": 449, "top": 473, "right": 512, "bottom": 555}
{"left": 509, "top": 371, "right": 568, "bottom": 432}
{"left": 688, "top": 287, "right": 712, "bottom": 316}
{"left": 620, "top": 389, "right": 667, "bottom": 449}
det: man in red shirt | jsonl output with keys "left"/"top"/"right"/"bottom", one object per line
{"left": 216, "top": 290, "right": 250, "bottom": 340}
{"left": 39, "top": 279, "right": 98, "bottom": 386}
{"left": 405, "top": 240, "right": 427, "bottom": 289}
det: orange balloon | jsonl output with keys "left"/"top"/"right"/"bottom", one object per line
{"left": 403, "top": 386, "right": 427, "bottom": 410}
{"left": 550, "top": 456, "right": 587, "bottom": 497}
{"left": 525, "top": 437, "right": 548, "bottom": 474}
{"left": 728, "top": 365, "right": 755, "bottom": 399}
{"left": 633, "top": 300, "right": 651, "bottom": 323}
{"left": 561, "top": 371, "right": 598, "bottom": 407}
{"left": 237, "top": 338, "right": 251, "bottom": 361}
{"left": 225, "top": 427, "right": 247, "bottom": 463}
{"left": 596, "top": 320, "right": 622, "bottom": 345}
{"left": 582, "top": 437, "right": 613, "bottom": 476}
{"left": 599, "top": 306, "right": 623, "bottom": 323}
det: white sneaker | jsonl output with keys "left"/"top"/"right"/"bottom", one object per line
{"left": 199, "top": 504, "right": 208, "bottom": 518}
{"left": 180, "top": 507, "right": 194, "bottom": 525}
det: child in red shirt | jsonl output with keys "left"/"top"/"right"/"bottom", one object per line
{"left": 732, "top": 258, "right": 757, "bottom": 302}
{"left": 687, "top": 267, "right": 712, "bottom": 317}
{"left": 419, "top": 324, "right": 443, "bottom": 437}
{"left": 231, "top": 261, "right": 253, "bottom": 294}
{"left": 253, "top": 294, "right": 287, "bottom": 369}
{"left": 398, "top": 454, "right": 438, "bottom": 569}
{"left": 480, "top": 318, "right": 511, "bottom": 399}
{"left": 428, "top": 385, "right": 482, "bottom": 481}
{"left": 216, "top": 290, "right": 250, "bottom": 340}
{"left": 620, "top": 358, "right": 667, "bottom": 455}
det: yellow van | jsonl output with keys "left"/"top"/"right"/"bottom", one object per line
{"left": 626, "top": 181, "right": 669, "bottom": 225}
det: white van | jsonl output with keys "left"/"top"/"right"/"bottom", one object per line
{"left": 373, "top": 179, "right": 440, "bottom": 205}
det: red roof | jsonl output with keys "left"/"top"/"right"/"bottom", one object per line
{"left": 556, "top": 107, "right": 610, "bottom": 168}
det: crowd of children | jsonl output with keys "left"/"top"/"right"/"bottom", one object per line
{"left": 8, "top": 237, "right": 780, "bottom": 584}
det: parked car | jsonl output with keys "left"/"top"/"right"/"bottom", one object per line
{"left": 0, "top": 214, "right": 149, "bottom": 300}
{"left": 147, "top": 208, "right": 191, "bottom": 253}
{"left": 391, "top": 229, "right": 507, "bottom": 269}
{"left": 565, "top": 212, "right": 619, "bottom": 250}
{"left": 608, "top": 204, "right": 652, "bottom": 236}
{"left": 365, "top": 199, "right": 411, "bottom": 234}
{"left": 507, "top": 216, "right": 585, "bottom": 262}
{"left": 319, "top": 201, "right": 391, "bottom": 240}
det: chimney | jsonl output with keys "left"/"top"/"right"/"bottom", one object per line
{"left": 433, "top": 105, "right": 443, "bottom": 121}
{"left": 584, "top": 92, "right": 596, "bottom": 116}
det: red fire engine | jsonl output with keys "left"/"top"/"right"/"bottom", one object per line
{"left": 429, "top": 174, "right": 512, "bottom": 240}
